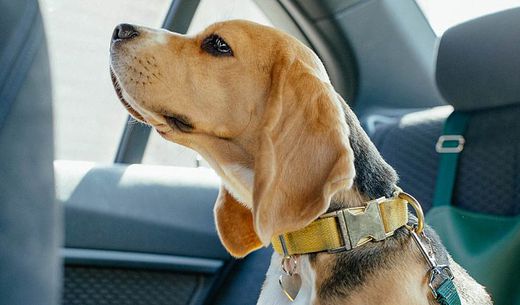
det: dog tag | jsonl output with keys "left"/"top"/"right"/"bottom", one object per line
{"left": 279, "top": 273, "right": 302, "bottom": 301}
{"left": 279, "top": 256, "right": 301, "bottom": 301}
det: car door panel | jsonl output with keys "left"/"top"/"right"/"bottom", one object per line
{"left": 55, "top": 160, "right": 231, "bottom": 305}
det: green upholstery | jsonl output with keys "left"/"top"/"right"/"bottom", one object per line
{"left": 428, "top": 207, "right": 520, "bottom": 305}
{"left": 427, "top": 111, "right": 520, "bottom": 305}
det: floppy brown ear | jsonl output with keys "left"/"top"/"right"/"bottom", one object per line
{"left": 214, "top": 186, "right": 262, "bottom": 257}
{"left": 253, "top": 59, "right": 356, "bottom": 245}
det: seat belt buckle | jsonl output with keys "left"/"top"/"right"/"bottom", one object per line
{"left": 436, "top": 135, "right": 465, "bottom": 153}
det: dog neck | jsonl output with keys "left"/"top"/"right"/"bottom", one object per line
{"left": 329, "top": 103, "right": 398, "bottom": 212}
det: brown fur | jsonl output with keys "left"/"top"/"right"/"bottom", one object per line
{"left": 214, "top": 186, "right": 262, "bottom": 257}
{"left": 252, "top": 57, "right": 355, "bottom": 245}
{"left": 109, "top": 20, "right": 491, "bottom": 304}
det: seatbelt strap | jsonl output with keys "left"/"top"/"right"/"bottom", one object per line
{"left": 430, "top": 111, "right": 469, "bottom": 305}
{"left": 432, "top": 111, "right": 471, "bottom": 207}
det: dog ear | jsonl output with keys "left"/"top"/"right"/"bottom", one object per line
{"left": 252, "top": 58, "right": 356, "bottom": 245}
{"left": 214, "top": 186, "right": 263, "bottom": 257}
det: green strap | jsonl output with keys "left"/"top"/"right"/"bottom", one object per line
{"left": 430, "top": 111, "right": 468, "bottom": 304}
{"left": 436, "top": 278, "right": 462, "bottom": 305}
{"left": 432, "top": 111, "right": 471, "bottom": 207}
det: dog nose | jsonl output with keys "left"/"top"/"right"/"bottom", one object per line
{"left": 112, "top": 23, "right": 139, "bottom": 41}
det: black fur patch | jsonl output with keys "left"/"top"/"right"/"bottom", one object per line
{"left": 343, "top": 103, "right": 397, "bottom": 199}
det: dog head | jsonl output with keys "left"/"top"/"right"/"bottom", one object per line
{"left": 110, "top": 20, "right": 355, "bottom": 257}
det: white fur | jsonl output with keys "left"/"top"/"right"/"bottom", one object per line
{"left": 257, "top": 253, "right": 317, "bottom": 305}
{"left": 131, "top": 27, "right": 170, "bottom": 49}
{"left": 151, "top": 29, "right": 169, "bottom": 45}
{"left": 220, "top": 163, "right": 254, "bottom": 207}
{"left": 218, "top": 165, "right": 316, "bottom": 305}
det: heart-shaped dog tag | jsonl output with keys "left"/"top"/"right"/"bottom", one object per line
{"left": 279, "top": 273, "right": 302, "bottom": 301}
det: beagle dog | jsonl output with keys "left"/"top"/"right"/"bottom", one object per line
{"left": 109, "top": 20, "right": 492, "bottom": 305}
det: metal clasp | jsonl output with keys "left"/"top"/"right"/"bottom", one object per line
{"left": 436, "top": 135, "right": 465, "bottom": 153}
{"left": 397, "top": 191, "right": 424, "bottom": 234}
{"left": 409, "top": 225, "right": 455, "bottom": 299}
{"left": 278, "top": 235, "right": 290, "bottom": 258}
{"left": 327, "top": 209, "right": 352, "bottom": 253}
{"left": 327, "top": 198, "right": 387, "bottom": 253}
{"left": 397, "top": 189, "right": 458, "bottom": 300}
{"left": 429, "top": 265, "right": 455, "bottom": 298}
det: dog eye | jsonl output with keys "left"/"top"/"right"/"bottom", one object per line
{"left": 164, "top": 115, "right": 194, "bottom": 132}
{"left": 201, "top": 34, "right": 233, "bottom": 56}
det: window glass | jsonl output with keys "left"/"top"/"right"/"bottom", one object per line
{"left": 416, "top": 0, "right": 520, "bottom": 36}
{"left": 40, "top": 0, "right": 171, "bottom": 161}
{"left": 142, "top": 0, "right": 272, "bottom": 167}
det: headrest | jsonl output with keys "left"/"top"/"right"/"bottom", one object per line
{"left": 436, "top": 7, "right": 520, "bottom": 111}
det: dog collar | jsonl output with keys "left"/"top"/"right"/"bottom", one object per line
{"left": 271, "top": 192, "right": 412, "bottom": 256}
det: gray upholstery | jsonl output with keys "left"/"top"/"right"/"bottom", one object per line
{"left": 0, "top": 0, "right": 60, "bottom": 304}
{"left": 456, "top": 106, "right": 520, "bottom": 215}
{"left": 372, "top": 8, "right": 520, "bottom": 217}
{"left": 63, "top": 266, "right": 199, "bottom": 305}
{"left": 55, "top": 161, "right": 229, "bottom": 260}
{"left": 372, "top": 105, "right": 520, "bottom": 216}
{"left": 309, "top": 0, "right": 443, "bottom": 112}
{"left": 436, "top": 7, "right": 520, "bottom": 111}
{"left": 370, "top": 106, "right": 450, "bottom": 211}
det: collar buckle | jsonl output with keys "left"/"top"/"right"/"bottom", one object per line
{"left": 327, "top": 198, "right": 387, "bottom": 253}
{"left": 327, "top": 209, "right": 352, "bottom": 253}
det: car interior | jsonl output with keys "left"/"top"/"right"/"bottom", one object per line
{"left": 1, "top": 0, "right": 519, "bottom": 305}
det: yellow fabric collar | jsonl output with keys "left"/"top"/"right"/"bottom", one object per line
{"left": 271, "top": 196, "right": 409, "bottom": 256}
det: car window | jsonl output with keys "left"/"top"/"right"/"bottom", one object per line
{"left": 416, "top": 0, "right": 520, "bottom": 35}
{"left": 40, "top": 0, "right": 171, "bottom": 162}
{"left": 142, "top": 0, "right": 272, "bottom": 167}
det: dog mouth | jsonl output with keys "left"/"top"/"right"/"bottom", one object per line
{"left": 110, "top": 68, "right": 146, "bottom": 123}
{"left": 110, "top": 66, "right": 193, "bottom": 135}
